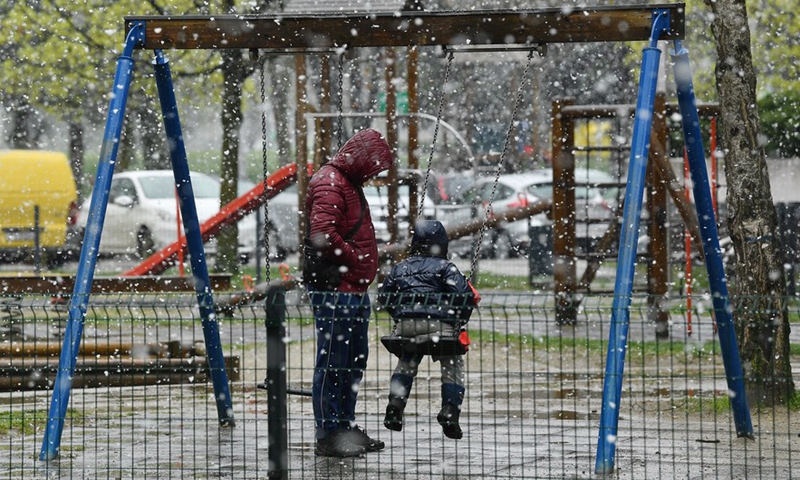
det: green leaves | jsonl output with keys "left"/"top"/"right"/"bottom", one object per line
{"left": 758, "top": 90, "right": 800, "bottom": 158}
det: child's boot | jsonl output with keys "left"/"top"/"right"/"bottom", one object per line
{"left": 384, "top": 374, "right": 413, "bottom": 431}
{"left": 437, "top": 383, "right": 465, "bottom": 439}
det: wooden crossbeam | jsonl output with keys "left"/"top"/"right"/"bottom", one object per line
{"left": 125, "top": 3, "right": 684, "bottom": 51}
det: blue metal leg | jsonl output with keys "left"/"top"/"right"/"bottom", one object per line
{"left": 671, "top": 40, "right": 753, "bottom": 438}
{"left": 595, "top": 11, "right": 671, "bottom": 474}
{"left": 153, "top": 50, "right": 235, "bottom": 427}
{"left": 39, "top": 24, "right": 145, "bottom": 462}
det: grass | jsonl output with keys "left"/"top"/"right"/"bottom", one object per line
{"left": 470, "top": 271, "right": 531, "bottom": 290}
{"left": 0, "top": 408, "right": 82, "bottom": 436}
{"left": 788, "top": 392, "right": 800, "bottom": 411}
{"left": 468, "top": 330, "right": 722, "bottom": 359}
{"left": 679, "top": 391, "right": 800, "bottom": 413}
{"left": 232, "top": 266, "right": 534, "bottom": 293}
{"left": 680, "top": 395, "right": 732, "bottom": 415}
{"left": 786, "top": 303, "right": 800, "bottom": 324}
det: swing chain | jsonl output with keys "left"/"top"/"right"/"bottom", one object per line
{"left": 259, "top": 56, "right": 271, "bottom": 285}
{"left": 417, "top": 50, "right": 455, "bottom": 222}
{"left": 335, "top": 52, "right": 345, "bottom": 151}
{"left": 469, "top": 49, "right": 536, "bottom": 280}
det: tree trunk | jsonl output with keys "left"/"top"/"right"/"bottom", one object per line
{"left": 266, "top": 57, "right": 292, "bottom": 163}
{"left": 8, "top": 97, "right": 33, "bottom": 149}
{"left": 141, "top": 93, "right": 169, "bottom": 170}
{"left": 117, "top": 109, "right": 134, "bottom": 171}
{"left": 215, "top": 48, "right": 245, "bottom": 274}
{"left": 69, "top": 122, "right": 85, "bottom": 199}
{"left": 705, "top": 0, "right": 795, "bottom": 404}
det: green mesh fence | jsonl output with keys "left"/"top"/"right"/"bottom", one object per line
{"left": 0, "top": 290, "right": 796, "bottom": 479}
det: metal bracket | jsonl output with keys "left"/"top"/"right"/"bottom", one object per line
{"left": 127, "top": 21, "right": 146, "bottom": 51}
{"left": 649, "top": 9, "right": 672, "bottom": 46}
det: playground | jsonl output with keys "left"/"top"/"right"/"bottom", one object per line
{"left": 0, "top": 3, "right": 797, "bottom": 479}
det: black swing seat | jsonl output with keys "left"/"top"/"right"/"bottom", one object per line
{"left": 381, "top": 332, "right": 469, "bottom": 357}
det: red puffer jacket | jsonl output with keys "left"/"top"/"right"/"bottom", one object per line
{"left": 305, "top": 129, "right": 393, "bottom": 293}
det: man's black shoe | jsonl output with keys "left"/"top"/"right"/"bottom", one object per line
{"left": 349, "top": 426, "right": 385, "bottom": 452}
{"left": 315, "top": 430, "right": 367, "bottom": 458}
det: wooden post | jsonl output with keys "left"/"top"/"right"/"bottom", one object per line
{"left": 647, "top": 92, "right": 669, "bottom": 338}
{"left": 552, "top": 98, "right": 576, "bottom": 325}
{"left": 295, "top": 55, "right": 309, "bottom": 255}
{"left": 531, "top": 69, "right": 541, "bottom": 166}
{"left": 384, "top": 47, "right": 399, "bottom": 244}
{"left": 407, "top": 46, "right": 419, "bottom": 235}
{"left": 318, "top": 55, "right": 332, "bottom": 166}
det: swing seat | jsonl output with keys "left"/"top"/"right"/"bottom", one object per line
{"left": 381, "top": 330, "right": 471, "bottom": 357}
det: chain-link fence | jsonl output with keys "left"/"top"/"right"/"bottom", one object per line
{"left": 0, "top": 290, "right": 797, "bottom": 479}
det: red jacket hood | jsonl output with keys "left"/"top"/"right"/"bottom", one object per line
{"left": 328, "top": 129, "right": 393, "bottom": 183}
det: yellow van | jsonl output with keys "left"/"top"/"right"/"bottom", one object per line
{"left": 0, "top": 150, "right": 78, "bottom": 265}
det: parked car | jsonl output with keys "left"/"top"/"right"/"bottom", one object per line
{"left": 445, "top": 168, "right": 619, "bottom": 259}
{"left": 75, "top": 170, "right": 256, "bottom": 260}
{"left": 423, "top": 171, "right": 476, "bottom": 205}
{"left": 0, "top": 150, "right": 79, "bottom": 267}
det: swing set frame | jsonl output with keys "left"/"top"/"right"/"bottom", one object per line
{"left": 39, "top": 3, "right": 752, "bottom": 477}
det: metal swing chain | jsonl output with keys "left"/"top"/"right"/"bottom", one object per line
{"left": 468, "top": 49, "right": 536, "bottom": 281}
{"left": 335, "top": 52, "right": 345, "bottom": 151}
{"left": 416, "top": 50, "right": 455, "bottom": 221}
{"left": 259, "top": 56, "right": 271, "bottom": 285}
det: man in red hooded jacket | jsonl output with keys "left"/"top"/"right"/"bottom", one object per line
{"left": 305, "top": 128, "right": 392, "bottom": 458}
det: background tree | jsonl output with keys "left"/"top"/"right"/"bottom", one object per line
{"left": 0, "top": 0, "right": 291, "bottom": 275}
{"left": 704, "top": 0, "right": 795, "bottom": 404}
{"left": 1, "top": 1, "right": 112, "bottom": 187}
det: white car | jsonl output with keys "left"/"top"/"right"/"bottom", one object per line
{"left": 446, "top": 168, "right": 619, "bottom": 259}
{"left": 363, "top": 182, "right": 438, "bottom": 244}
{"left": 76, "top": 170, "right": 257, "bottom": 260}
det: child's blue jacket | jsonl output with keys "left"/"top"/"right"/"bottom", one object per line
{"left": 377, "top": 255, "right": 475, "bottom": 325}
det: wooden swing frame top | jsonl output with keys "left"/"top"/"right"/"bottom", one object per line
{"left": 124, "top": 3, "right": 684, "bottom": 51}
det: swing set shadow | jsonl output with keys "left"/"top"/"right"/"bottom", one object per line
{"left": 37, "top": 3, "right": 754, "bottom": 478}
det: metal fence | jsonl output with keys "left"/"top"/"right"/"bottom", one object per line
{"left": 0, "top": 290, "right": 797, "bottom": 479}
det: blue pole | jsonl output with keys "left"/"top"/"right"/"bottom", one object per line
{"left": 152, "top": 50, "right": 235, "bottom": 426}
{"left": 595, "top": 11, "right": 670, "bottom": 475}
{"left": 39, "top": 24, "right": 145, "bottom": 461}
{"left": 671, "top": 41, "right": 753, "bottom": 438}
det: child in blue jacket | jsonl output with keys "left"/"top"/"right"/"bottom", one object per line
{"left": 377, "top": 220, "right": 477, "bottom": 439}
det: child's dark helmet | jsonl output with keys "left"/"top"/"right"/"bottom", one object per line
{"left": 410, "top": 220, "right": 449, "bottom": 258}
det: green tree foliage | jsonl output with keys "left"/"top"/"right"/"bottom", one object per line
{"left": 0, "top": 1, "right": 222, "bottom": 163}
{"left": 749, "top": 1, "right": 800, "bottom": 157}
{"left": 682, "top": 0, "right": 799, "bottom": 148}
{"left": 749, "top": 1, "right": 800, "bottom": 94}
{"left": 0, "top": 1, "right": 277, "bottom": 275}
{"left": 758, "top": 91, "right": 800, "bottom": 158}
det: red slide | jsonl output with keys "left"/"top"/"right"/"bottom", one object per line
{"left": 124, "top": 163, "right": 303, "bottom": 277}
